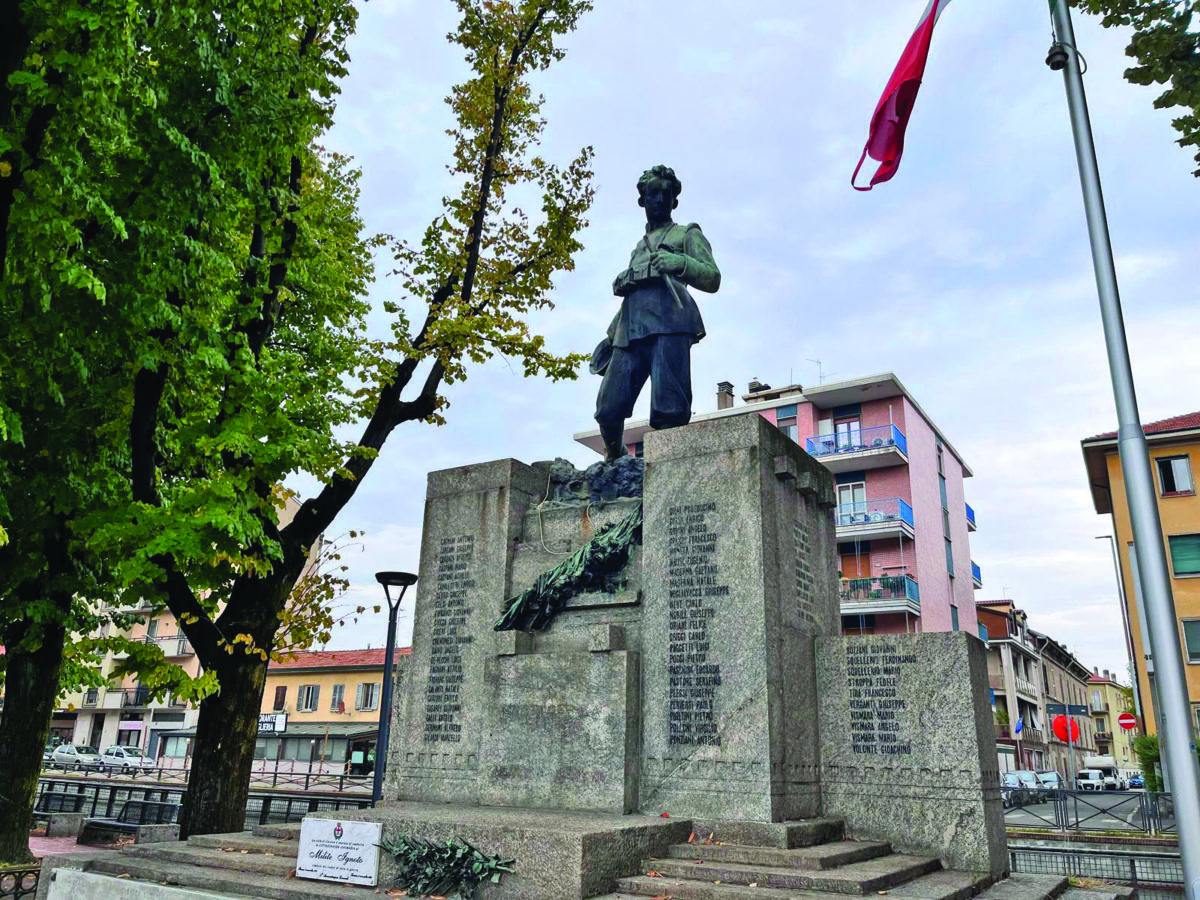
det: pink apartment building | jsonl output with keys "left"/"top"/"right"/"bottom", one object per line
{"left": 575, "top": 373, "right": 982, "bottom": 637}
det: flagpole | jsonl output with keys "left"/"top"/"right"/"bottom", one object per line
{"left": 1047, "top": 2, "right": 1200, "bottom": 893}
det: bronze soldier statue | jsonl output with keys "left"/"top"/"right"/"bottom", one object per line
{"left": 592, "top": 165, "right": 721, "bottom": 462}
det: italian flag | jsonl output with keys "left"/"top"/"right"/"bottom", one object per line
{"left": 853, "top": 0, "right": 953, "bottom": 191}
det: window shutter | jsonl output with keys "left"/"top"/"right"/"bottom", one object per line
{"left": 356, "top": 683, "right": 364, "bottom": 709}
{"left": 1182, "top": 620, "right": 1200, "bottom": 662}
{"left": 310, "top": 685, "right": 320, "bottom": 711}
{"left": 1170, "top": 535, "right": 1200, "bottom": 576}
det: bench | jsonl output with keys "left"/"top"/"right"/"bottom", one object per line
{"left": 79, "top": 799, "right": 182, "bottom": 845}
{"left": 34, "top": 791, "right": 86, "bottom": 814}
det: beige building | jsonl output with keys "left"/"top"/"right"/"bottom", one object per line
{"left": 1035, "top": 631, "right": 1098, "bottom": 776}
{"left": 1088, "top": 668, "right": 1138, "bottom": 774}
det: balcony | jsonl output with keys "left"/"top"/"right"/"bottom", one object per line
{"left": 114, "top": 687, "right": 153, "bottom": 708}
{"left": 834, "top": 498, "right": 915, "bottom": 541}
{"left": 805, "top": 424, "right": 908, "bottom": 473}
{"left": 1015, "top": 676, "right": 1039, "bottom": 699}
{"left": 147, "top": 634, "right": 194, "bottom": 657}
{"left": 840, "top": 574, "right": 920, "bottom": 617}
{"left": 1095, "top": 731, "right": 1113, "bottom": 743}
{"left": 966, "top": 503, "right": 977, "bottom": 532}
{"left": 971, "top": 561, "right": 983, "bottom": 589}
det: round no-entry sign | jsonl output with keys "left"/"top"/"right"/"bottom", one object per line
{"left": 1119, "top": 712, "right": 1138, "bottom": 731}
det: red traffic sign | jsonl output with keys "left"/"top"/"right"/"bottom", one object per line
{"left": 1118, "top": 712, "right": 1138, "bottom": 731}
{"left": 1052, "top": 714, "right": 1080, "bottom": 742}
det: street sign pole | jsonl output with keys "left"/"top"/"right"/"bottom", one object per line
{"left": 1048, "top": 5, "right": 1200, "bottom": 894}
{"left": 1067, "top": 715, "right": 1076, "bottom": 788}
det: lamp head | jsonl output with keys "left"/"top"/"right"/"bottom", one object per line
{"left": 375, "top": 571, "right": 418, "bottom": 588}
{"left": 1046, "top": 43, "right": 1069, "bottom": 71}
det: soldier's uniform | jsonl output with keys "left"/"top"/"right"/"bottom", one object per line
{"left": 593, "top": 219, "right": 721, "bottom": 432}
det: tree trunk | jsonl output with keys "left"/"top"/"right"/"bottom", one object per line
{"left": 178, "top": 654, "right": 269, "bottom": 838}
{"left": 0, "top": 619, "right": 66, "bottom": 864}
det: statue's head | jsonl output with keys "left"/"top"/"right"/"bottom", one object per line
{"left": 637, "top": 165, "right": 681, "bottom": 223}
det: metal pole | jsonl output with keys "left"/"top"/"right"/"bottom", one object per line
{"left": 1048, "top": 3, "right": 1200, "bottom": 894}
{"left": 372, "top": 595, "right": 401, "bottom": 806}
{"left": 1097, "top": 534, "right": 1144, "bottom": 726}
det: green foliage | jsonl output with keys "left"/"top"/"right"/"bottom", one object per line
{"left": 496, "top": 503, "right": 642, "bottom": 632}
{"left": 382, "top": 833, "right": 515, "bottom": 898}
{"left": 1133, "top": 733, "right": 1164, "bottom": 791}
{"left": 1075, "top": 0, "right": 1200, "bottom": 175}
{"left": 995, "top": 708, "right": 1010, "bottom": 726}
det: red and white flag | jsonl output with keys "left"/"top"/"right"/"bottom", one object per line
{"left": 852, "top": 0, "right": 953, "bottom": 191}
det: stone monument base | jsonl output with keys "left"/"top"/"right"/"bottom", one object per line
{"left": 334, "top": 801, "right": 690, "bottom": 900}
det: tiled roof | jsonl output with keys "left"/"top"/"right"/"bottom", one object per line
{"left": 269, "top": 647, "right": 410, "bottom": 670}
{"left": 1088, "top": 411, "right": 1200, "bottom": 442}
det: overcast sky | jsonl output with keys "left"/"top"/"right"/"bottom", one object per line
{"left": 298, "top": 0, "right": 1200, "bottom": 681}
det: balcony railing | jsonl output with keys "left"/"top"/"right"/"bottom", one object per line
{"left": 971, "top": 561, "right": 982, "bottom": 589}
{"left": 1015, "top": 677, "right": 1038, "bottom": 697}
{"left": 966, "top": 503, "right": 977, "bottom": 531}
{"left": 834, "top": 498, "right": 914, "bottom": 529}
{"left": 806, "top": 424, "right": 908, "bottom": 459}
{"left": 1095, "top": 731, "right": 1114, "bottom": 742}
{"left": 114, "top": 687, "right": 153, "bottom": 708}
{"left": 146, "top": 634, "right": 194, "bottom": 657}
{"left": 840, "top": 574, "right": 920, "bottom": 606}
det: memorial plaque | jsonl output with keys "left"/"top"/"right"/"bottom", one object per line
{"left": 818, "top": 632, "right": 1005, "bottom": 876}
{"left": 387, "top": 459, "right": 546, "bottom": 805}
{"left": 296, "top": 818, "right": 382, "bottom": 886}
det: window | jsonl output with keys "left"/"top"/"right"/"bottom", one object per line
{"left": 945, "top": 538, "right": 955, "bottom": 576}
{"left": 1183, "top": 620, "right": 1200, "bottom": 663}
{"left": 950, "top": 605, "right": 960, "bottom": 632}
{"left": 837, "top": 482, "right": 866, "bottom": 522}
{"left": 776, "top": 404, "right": 798, "bottom": 442}
{"left": 330, "top": 684, "right": 346, "bottom": 712}
{"left": 297, "top": 684, "right": 320, "bottom": 712}
{"left": 1157, "top": 456, "right": 1194, "bottom": 496}
{"left": 272, "top": 686, "right": 287, "bottom": 711}
{"left": 1169, "top": 535, "right": 1200, "bottom": 577}
{"left": 633, "top": 442, "right": 644, "bottom": 458}
{"left": 842, "top": 614, "right": 876, "bottom": 636}
{"left": 835, "top": 418, "right": 862, "bottom": 450}
{"left": 937, "top": 442, "right": 945, "bottom": 477}
{"left": 162, "top": 736, "right": 191, "bottom": 758}
{"left": 116, "top": 729, "right": 140, "bottom": 747}
{"left": 356, "top": 682, "right": 380, "bottom": 711}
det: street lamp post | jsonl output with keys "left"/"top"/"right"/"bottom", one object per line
{"left": 372, "top": 571, "right": 417, "bottom": 806}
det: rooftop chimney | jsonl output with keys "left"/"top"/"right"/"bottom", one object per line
{"left": 1104, "top": 669, "right": 1110, "bottom": 680}
{"left": 717, "top": 381, "right": 734, "bottom": 410}
{"left": 748, "top": 378, "right": 771, "bottom": 394}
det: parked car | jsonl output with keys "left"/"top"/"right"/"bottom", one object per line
{"left": 1013, "top": 770, "right": 1047, "bottom": 802}
{"left": 1129, "top": 773, "right": 1145, "bottom": 789}
{"left": 100, "top": 745, "right": 157, "bottom": 775}
{"left": 1035, "top": 771, "right": 1063, "bottom": 794}
{"left": 1075, "top": 770, "right": 1105, "bottom": 791}
{"left": 49, "top": 744, "right": 104, "bottom": 771}
{"left": 1001, "top": 772, "right": 1030, "bottom": 807}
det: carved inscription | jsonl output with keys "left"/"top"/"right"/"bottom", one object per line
{"left": 424, "top": 535, "right": 476, "bottom": 743}
{"left": 793, "top": 516, "right": 818, "bottom": 628}
{"left": 847, "top": 642, "right": 917, "bottom": 756}
{"left": 666, "top": 502, "right": 730, "bottom": 747}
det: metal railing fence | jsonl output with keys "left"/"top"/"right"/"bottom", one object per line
{"left": 1009, "top": 846, "right": 1183, "bottom": 900}
{"left": 32, "top": 778, "right": 371, "bottom": 830}
{"left": 1003, "top": 788, "right": 1177, "bottom": 834}
{"left": 0, "top": 866, "right": 39, "bottom": 900}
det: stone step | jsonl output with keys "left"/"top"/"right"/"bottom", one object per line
{"left": 632, "top": 854, "right": 942, "bottom": 895}
{"left": 692, "top": 818, "right": 846, "bottom": 849}
{"left": 883, "top": 871, "right": 996, "bottom": 900}
{"left": 1058, "top": 888, "right": 1137, "bottom": 900}
{"left": 664, "top": 840, "right": 891, "bottom": 871}
{"left": 187, "top": 831, "right": 300, "bottom": 855}
{"left": 252, "top": 822, "right": 304, "bottom": 839}
{"left": 617, "top": 875, "right": 825, "bottom": 898}
{"left": 86, "top": 854, "right": 374, "bottom": 899}
{"left": 122, "top": 842, "right": 298, "bottom": 877}
{"left": 974, "top": 875, "right": 1071, "bottom": 900}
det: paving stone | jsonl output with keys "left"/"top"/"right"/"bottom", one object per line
{"left": 974, "top": 874, "right": 1070, "bottom": 900}
{"left": 883, "top": 870, "right": 996, "bottom": 900}
{"left": 84, "top": 854, "right": 372, "bottom": 899}
{"left": 122, "top": 843, "right": 297, "bottom": 877}
{"left": 186, "top": 832, "right": 299, "bottom": 855}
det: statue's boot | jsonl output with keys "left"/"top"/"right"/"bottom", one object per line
{"left": 599, "top": 421, "right": 627, "bottom": 463}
